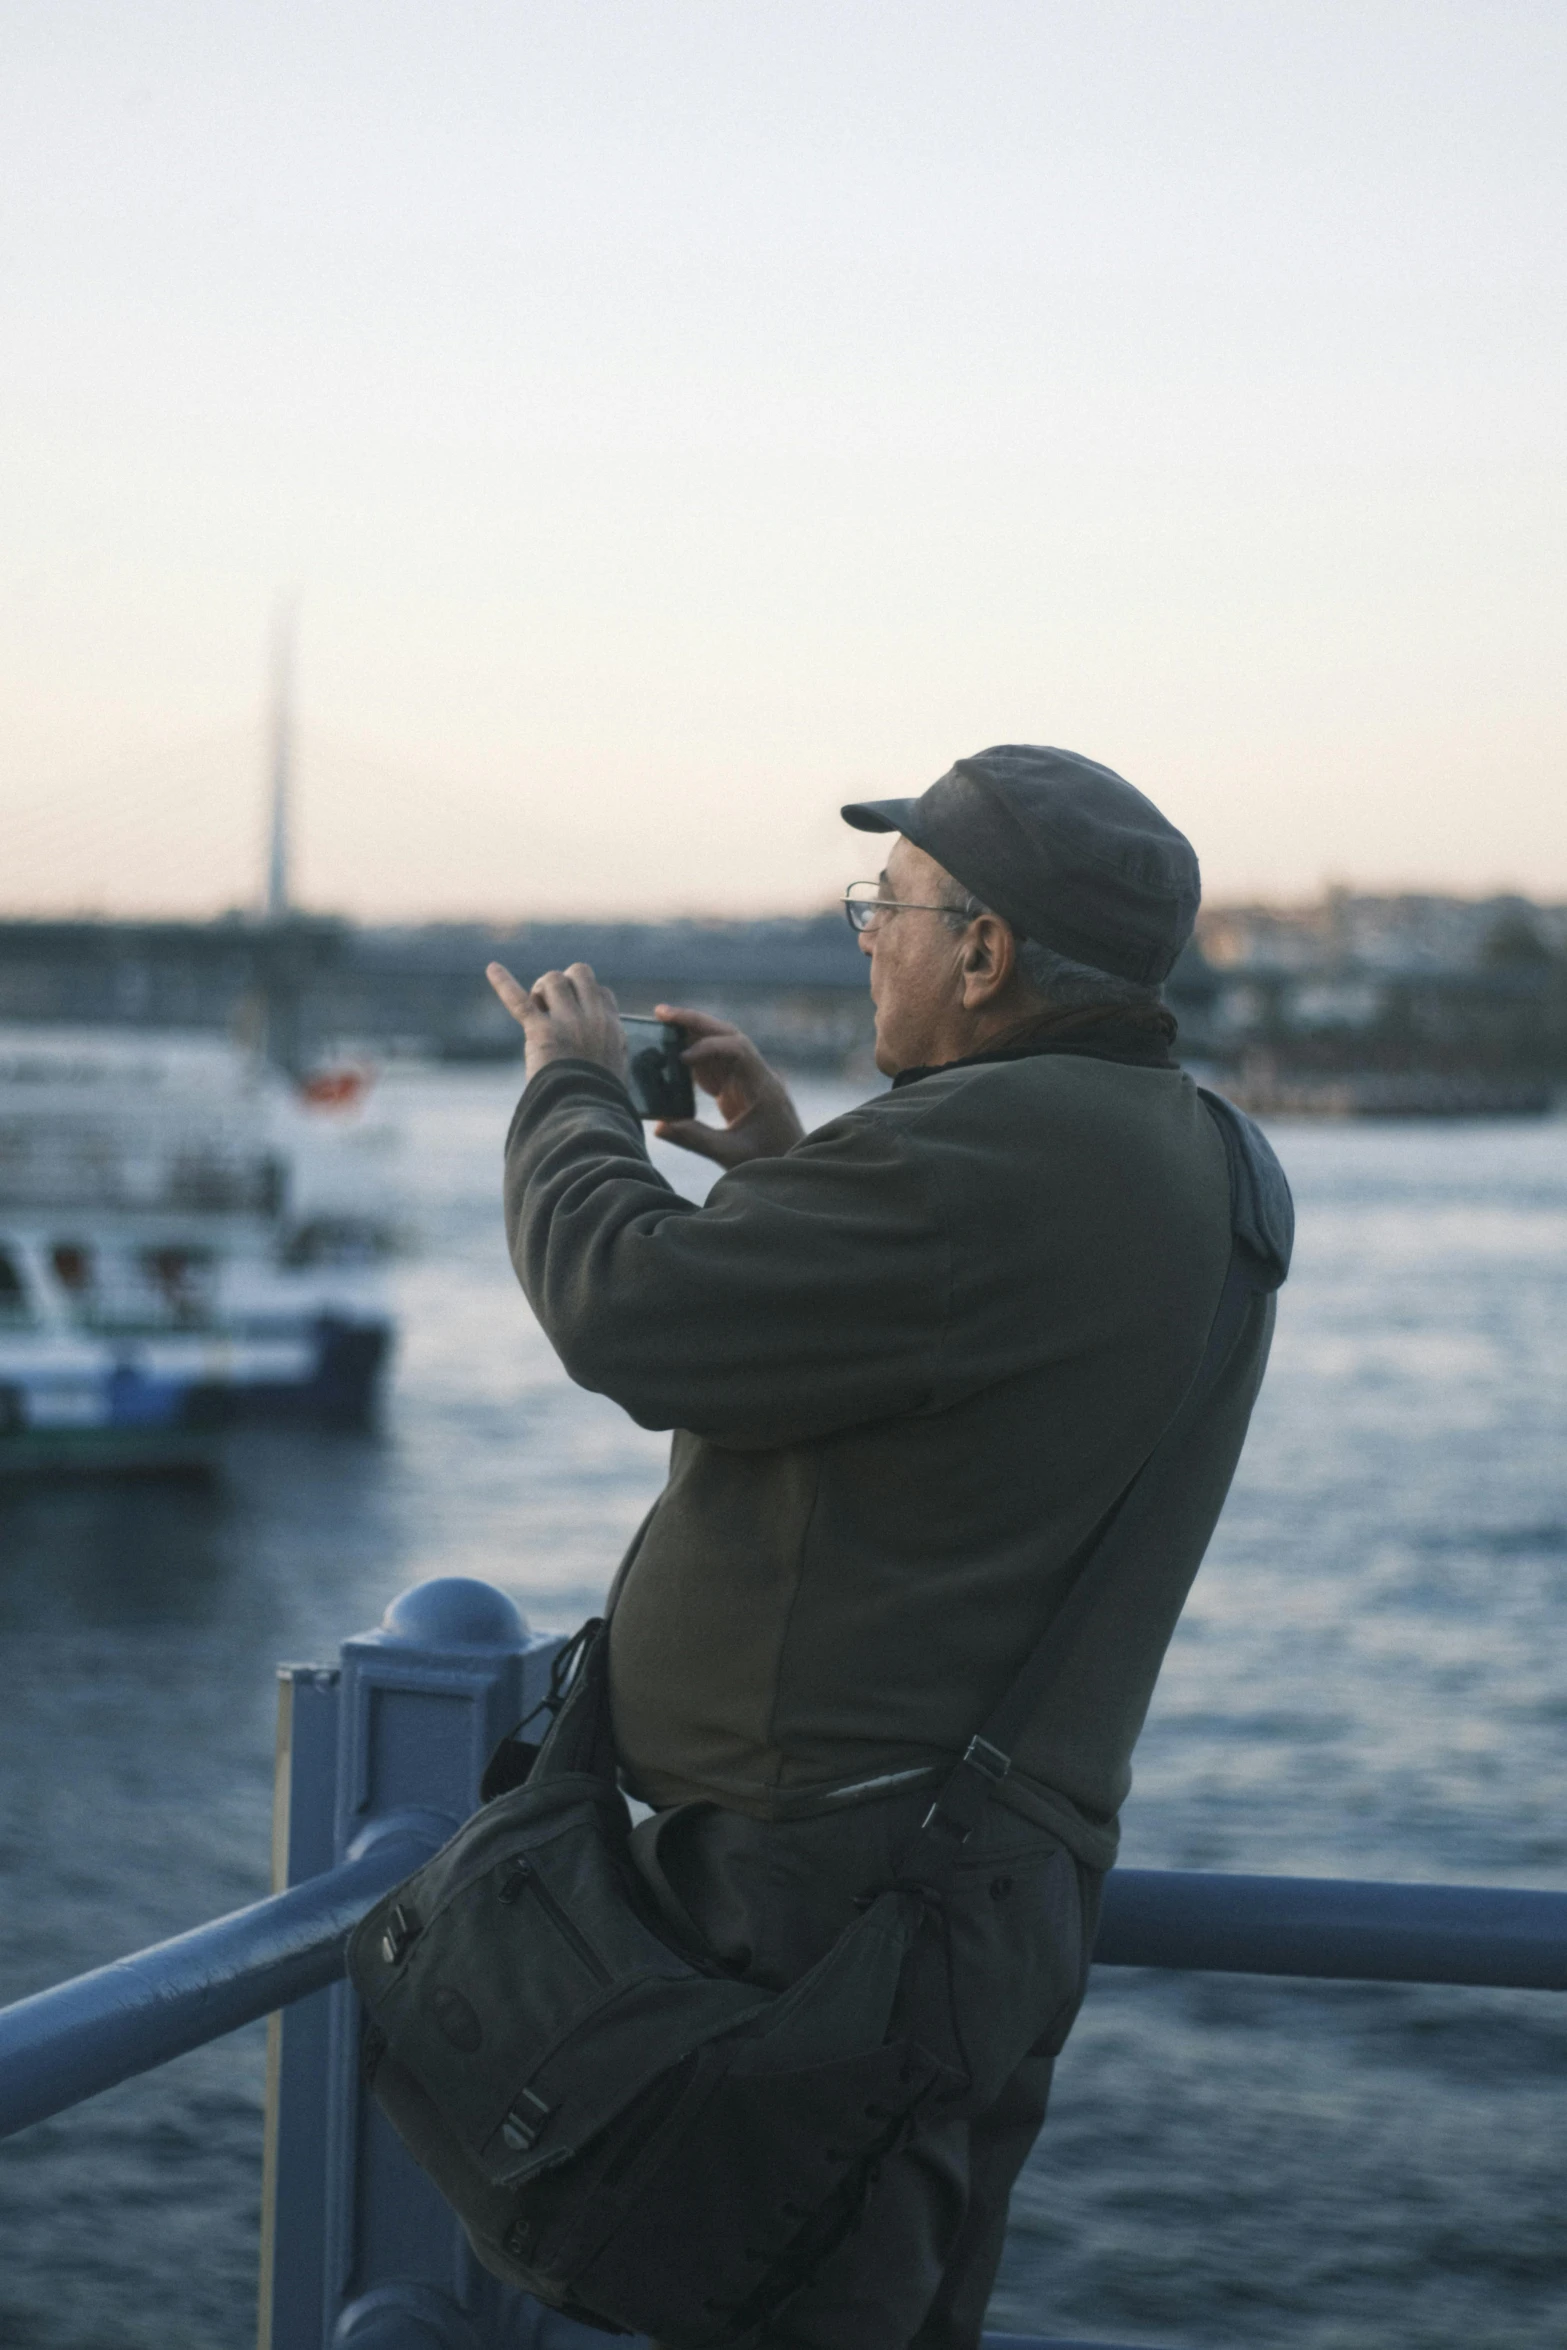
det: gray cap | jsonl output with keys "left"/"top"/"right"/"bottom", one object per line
{"left": 842, "top": 743, "right": 1200, "bottom": 986}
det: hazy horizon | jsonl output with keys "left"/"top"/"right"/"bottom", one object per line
{"left": 8, "top": 871, "right": 1567, "bottom": 930}
{"left": 5, "top": 3, "right": 1564, "bottom": 920}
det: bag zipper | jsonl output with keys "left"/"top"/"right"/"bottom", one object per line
{"left": 498, "top": 1856, "right": 612, "bottom": 1985}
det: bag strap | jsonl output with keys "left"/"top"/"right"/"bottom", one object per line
{"left": 478, "top": 1504, "right": 658, "bottom": 1801}
{"left": 898, "top": 1112, "right": 1274, "bottom": 1888}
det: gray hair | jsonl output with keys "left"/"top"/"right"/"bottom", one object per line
{"left": 938, "top": 888, "right": 1160, "bottom": 1012}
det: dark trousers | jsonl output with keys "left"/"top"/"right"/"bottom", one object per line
{"left": 630, "top": 1787, "right": 1101, "bottom": 2350}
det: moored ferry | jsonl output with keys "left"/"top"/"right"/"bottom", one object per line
{"left": 0, "top": 1025, "right": 396, "bottom": 1472}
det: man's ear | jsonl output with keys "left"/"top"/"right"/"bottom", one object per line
{"left": 959, "top": 914, "right": 1018, "bottom": 1007}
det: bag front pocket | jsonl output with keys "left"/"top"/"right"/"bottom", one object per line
{"left": 493, "top": 1853, "right": 613, "bottom": 1985}
{"left": 542, "top": 2033, "right": 946, "bottom": 2347}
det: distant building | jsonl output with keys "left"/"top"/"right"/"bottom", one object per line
{"left": 1199, "top": 890, "right": 1567, "bottom": 977}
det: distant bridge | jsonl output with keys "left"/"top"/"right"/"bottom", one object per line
{"left": 0, "top": 913, "right": 880, "bottom": 1072}
{"left": 13, "top": 912, "right": 1551, "bottom": 1092}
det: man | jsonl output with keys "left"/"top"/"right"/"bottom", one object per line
{"left": 486, "top": 743, "right": 1290, "bottom": 2350}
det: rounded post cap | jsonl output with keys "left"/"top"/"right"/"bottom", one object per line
{"left": 334, "top": 2282, "right": 484, "bottom": 2350}
{"left": 378, "top": 1577, "right": 528, "bottom": 1650}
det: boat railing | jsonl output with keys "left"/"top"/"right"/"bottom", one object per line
{"left": 0, "top": 1575, "right": 1562, "bottom": 2350}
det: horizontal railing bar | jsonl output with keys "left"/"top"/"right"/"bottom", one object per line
{"left": 1096, "top": 1867, "right": 1567, "bottom": 1989}
{"left": 2, "top": 1860, "right": 1561, "bottom": 2146}
{"left": 0, "top": 1833, "right": 429, "bottom": 2141}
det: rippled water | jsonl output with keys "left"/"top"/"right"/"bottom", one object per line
{"left": 2, "top": 1069, "right": 1564, "bottom": 2350}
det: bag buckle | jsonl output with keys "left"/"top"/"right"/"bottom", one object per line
{"left": 500, "top": 2088, "right": 553, "bottom": 2153}
{"left": 963, "top": 1736, "right": 1011, "bottom": 1784}
{"left": 915, "top": 1736, "right": 1013, "bottom": 1850}
{"left": 379, "top": 1903, "right": 419, "bottom": 1966}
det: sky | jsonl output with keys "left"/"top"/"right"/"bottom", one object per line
{"left": 3, "top": 1, "right": 1564, "bottom": 920}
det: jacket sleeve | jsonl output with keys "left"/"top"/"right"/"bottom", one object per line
{"left": 502, "top": 1060, "right": 950, "bottom": 1445}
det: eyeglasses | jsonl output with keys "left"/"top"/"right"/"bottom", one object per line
{"left": 842, "top": 881, "right": 958, "bottom": 934}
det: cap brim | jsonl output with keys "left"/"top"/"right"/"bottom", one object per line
{"left": 841, "top": 797, "right": 920, "bottom": 834}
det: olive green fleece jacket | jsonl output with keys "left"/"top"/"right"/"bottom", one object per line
{"left": 503, "top": 1053, "right": 1277, "bottom": 1869}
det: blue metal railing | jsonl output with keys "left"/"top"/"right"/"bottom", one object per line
{"left": 0, "top": 1575, "right": 1562, "bottom": 2350}
{"left": 0, "top": 1836, "right": 426, "bottom": 2142}
{"left": 1094, "top": 1864, "right": 1567, "bottom": 1989}
{"left": 4, "top": 1854, "right": 1563, "bottom": 2147}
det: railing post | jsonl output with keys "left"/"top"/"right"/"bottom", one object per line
{"left": 258, "top": 1577, "right": 568, "bottom": 2350}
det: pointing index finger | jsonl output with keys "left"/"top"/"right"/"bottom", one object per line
{"left": 486, "top": 961, "right": 535, "bottom": 1024}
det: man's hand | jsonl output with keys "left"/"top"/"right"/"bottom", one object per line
{"left": 650, "top": 1006, "right": 806, "bottom": 1169}
{"left": 486, "top": 961, "right": 630, "bottom": 1084}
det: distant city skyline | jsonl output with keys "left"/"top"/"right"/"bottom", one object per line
{"left": 4, "top": 3, "right": 1564, "bottom": 919}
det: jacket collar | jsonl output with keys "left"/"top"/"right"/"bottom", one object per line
{"left": 890, "top": 1002, "right": 1179, "bottom": 1090}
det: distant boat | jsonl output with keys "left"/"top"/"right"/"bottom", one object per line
{"left": 0, "top": 1027, "right": 395, "bottom": 1475}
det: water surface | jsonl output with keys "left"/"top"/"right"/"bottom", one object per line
{"left": 1, "top": 1071, "right": 1563, "bottom": 2348}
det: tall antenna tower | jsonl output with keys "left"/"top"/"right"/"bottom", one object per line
{"left": 264, "top": 600, "right": 296, "bottom": 922}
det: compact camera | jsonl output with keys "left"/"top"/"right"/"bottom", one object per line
{"left": 618, "top": 1017, "right": 696, "bottom": 1122}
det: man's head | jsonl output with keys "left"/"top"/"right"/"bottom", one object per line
{"left": 843, "top": 744, "right": 1199, "bottom": 1076}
